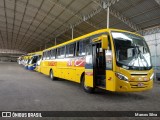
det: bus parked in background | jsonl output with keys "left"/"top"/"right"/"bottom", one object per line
{"left": 27, "top": 51, "right": 42, "bottom": 71}
{"left": 17, "top": 56, "right": 23, "bottom": 65}
{"left": 39, "top": 28, "right": 153, "bottom": 93}
{"left": 35, "top": 53, "right": 43, "bottom": 72}
{"left": 22, "top": 55, "right": 31, "bottom": 67}
{"left": 23, "top": 53, "right": 35, "bottom": 69}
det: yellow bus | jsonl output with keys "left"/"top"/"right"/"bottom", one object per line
{"left": 40, "top": 29, "right": 153, "bottom": 93}
{"left": 22, "top": 55, "right": 32, "bottom": 67}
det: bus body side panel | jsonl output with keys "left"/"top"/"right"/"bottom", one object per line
{"left": 46, "top": 65, "right": 51, "bottom": 76}
{"left": 46, "top": 61, "right": 50, "bottom": 75}
{"left": 35, "top": 66, "right": 41, "bottom": 72}
{"left": 40, "top": 61, "right": 44, "bottom": 74}
{"left": 47, "top": 60, "right": 57, "bottom": 77}
{"left": 85, "top": 69, "right": 93, "bottom": 87}
{"left": 64, "top": 58, "right": 84, "bottom": 83}
{"left": 106, "top": 70, "right": 116, "bottom": 91}
{"left": 74, "top": 57, "right": 85, "bottom": 83}
{"left": 53, "top": 65, "right": 58, "bottom": 77}
{"left": 75, "top": 67, "right": 84, "bottom": 83}
{"left": 42, "top": 61, "right": 47, "bottom": 75}
{"left": 40, "top": 61, "right": 48, "bottom": 75}
{"left": 56, "top": 60, "right": 63, "bottom": 78}
{"left": 61, "top": 60, "right": 67, "bottom": 79}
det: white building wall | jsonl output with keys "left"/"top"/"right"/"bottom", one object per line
{"left": 144, "top": 32, "right": 160, "bottom": 70}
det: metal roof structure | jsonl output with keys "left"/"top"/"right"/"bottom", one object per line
{"left": 0, "top": 0, "right": 160, "bottom": 54}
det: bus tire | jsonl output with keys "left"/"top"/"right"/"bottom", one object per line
{"left": 82, "top": 76, "right": 95, "bottom": 93}
{"left": 50, "top": 70, "right": 55, "bottom": 80}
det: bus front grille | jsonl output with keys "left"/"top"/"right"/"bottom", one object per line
{"left": 130, "top": 83, "right": 148, "bottom": 88}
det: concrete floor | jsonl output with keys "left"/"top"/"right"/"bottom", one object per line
{"left": 0, "top": 62, "right": 160, "bottom": 119}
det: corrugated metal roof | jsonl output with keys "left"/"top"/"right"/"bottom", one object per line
{"left": 0, "top": 0, "right": 160, "bottom": 53}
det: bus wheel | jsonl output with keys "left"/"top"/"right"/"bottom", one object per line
{"left": 50, "top": 70, "right": 55, "bottom": 80}
{"left": 82, "top": 76, "right": 95, "bottom": 93}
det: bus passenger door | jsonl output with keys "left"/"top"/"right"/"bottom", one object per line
{"left": 84, "top": 43, "right": 106, "bottom": 88}
{"left": 93, "top": 43, "right": 106, "bottom": 88}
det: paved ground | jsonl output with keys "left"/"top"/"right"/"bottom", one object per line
{"left": 0, "top": 62, "right": 160, "bottom": 120}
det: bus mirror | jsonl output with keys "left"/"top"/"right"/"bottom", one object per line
{"left": 92, "top": 35, "right": 108, "bottom": 49}
{"left": 101, "top": 35, "right": 108, "bottom": 50}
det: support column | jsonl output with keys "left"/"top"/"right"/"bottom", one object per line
{"left": 102, "top": 1, "right": 110, "bottom": 28}
{"left": 71, "top": 26, "right": 74, "bottom": 40}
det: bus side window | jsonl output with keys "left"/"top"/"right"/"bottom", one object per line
{"left": 51, "top": 49, "right": 56, "bottom": 59}
{"left": 45, "top": 52, "right": 47, "bottom": 60}
{"left": 60, "top": 46, "right": 65, "bottom": 58}
{"left": 46, "top": 51, "right": 50, "bottom": 60}
{"left": 42, "top": 52, "right": 44, "bottom": 60}
{"left": 42, "top": 52, "right": 46, "bottom": 60}
{"left": 57, "top": 48, "right": 60, "bottom": 58}
{"left": 57, "top": 46, "right": 65, "bottom": 58}
{"left": 85, "top": 45, "right": 93, "bottom": 65}
{"left": 78, "top": 39, "right": 90, "bottom": 56}
{"left": 49, "top": 50, "right": 51, "bottom": 59}
{"left": 79, "top": 41, "right": 83, "bottom": 56}
{"left": 48, "top": 51, "right": 51, "bottom": 60}
{"left": 55, "top": 49, "right": 57, "bottom": 58}
{"left": 76, "top": 42, "right": 79, "bottom": 56}
{"left": 66, "top": 43, "right": 75, "bottom": 57}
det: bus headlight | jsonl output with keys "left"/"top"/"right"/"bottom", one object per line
{"left": 115, "top": 73, "right": 128, "bottom": 81}
{"left": 150, "top": 73, "right": 154, "bottom": 80}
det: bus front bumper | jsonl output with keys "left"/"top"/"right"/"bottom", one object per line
{"left": 28, "top": 65, "right": 36, "bottom": 70}
{"left": 115, "top": 80, "right": 153, "bottom": 92}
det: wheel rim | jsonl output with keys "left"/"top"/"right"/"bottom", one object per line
{"left": 50, "top": 71, "right": 53, "bottom": 79}
{"left": 84, "top": 84, "right": 89, "bottom": 90}
{"left": 83, "top": 79, "right": 89, "bottom": 90}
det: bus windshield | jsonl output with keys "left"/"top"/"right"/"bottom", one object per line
{"left": 112, "top": 31, "right": 152, "bottom": 70}
{"left": 29, "top": 56, "right": 38, "bottom": 64}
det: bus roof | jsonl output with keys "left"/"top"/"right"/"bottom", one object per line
{"left": 43, "top": 28, "right": 142, "bottom": 52}
{"left": 27, "top": 51, "right": 42, "bottom": 56}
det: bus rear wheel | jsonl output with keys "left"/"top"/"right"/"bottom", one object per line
{"left": 82, "top": 76, "right": 95, "bottom": 93}
{"left": 50, "top": 70, "right": 55, "bottom": 80}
